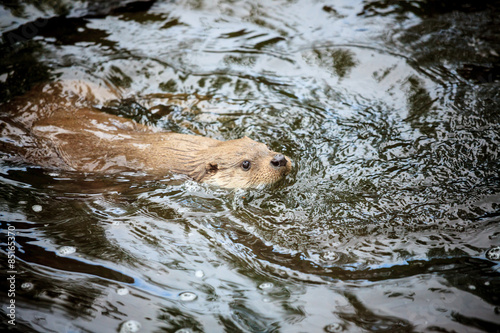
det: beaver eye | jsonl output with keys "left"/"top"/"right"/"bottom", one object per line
{"left": 241, "top": 160, "right": 251, "bottom": 171}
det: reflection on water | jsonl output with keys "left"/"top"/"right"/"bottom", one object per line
{"left": 1, "top": 0, "right": 499, "bottom": 332}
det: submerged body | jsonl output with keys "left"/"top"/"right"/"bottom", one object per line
{"left": 0, "top": 81, "right": 292, "bottom": 188}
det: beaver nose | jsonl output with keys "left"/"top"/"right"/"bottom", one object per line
{"left": 271, "top": 154, "right": 287, "bottom": 168}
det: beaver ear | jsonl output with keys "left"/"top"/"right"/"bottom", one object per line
{"left": 206, "top": 162, "right": 218, "bottom": 175}
{"left": 190, "top": 162, "right": 218, "bottom": 182}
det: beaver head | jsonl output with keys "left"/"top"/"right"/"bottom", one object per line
{"left": 176, "top": 136, "right": 292, "bottom": 188}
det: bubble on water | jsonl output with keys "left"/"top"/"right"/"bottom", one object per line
{"left": 179, "top": 292, "right": 197, "bottom": 301}
{"left": 21, "top": 282, "right": 33, "bottom": 291}
{"left": 323, "top": 251, "right": 339, "bottom": 261}
{"left": 57, "top": 246, "right": 76, "bottom": 256}
{"left": 195, "top": 270, "right": 204, "bottom": 278}
{"left": 120, "top": 320, "right": 141, "bottom": 333}
{"left": 244, "top": 225, "right": 255, "bottom": 232}
{"left": 258, "top": 282, "right": 274, "bottom": 290}
{"left": 32, "top": 205, "right": 42, "bottom": 212}
{"left": 486, "top": 246, "right": 500, "bottom": 261}
{"left": 175, "top": 329, "right": 193, "bottom": 333}
{"left": 324, "top": 323, "right": 344, "bottom": 332}
{"left": 18, "top": 200, "right": 27, "bottom": 205}
{"left": 108, "top": 207, "right": 127, "bottom": 215}
{"left": 468, "top": 285, "right": 476, "bottom": 290}
{"left": 117, "top": 287, "right": 129, "bottom": 295}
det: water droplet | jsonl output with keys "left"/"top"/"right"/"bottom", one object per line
{"left": 120, "top": 320, "right": 141, "bottom": 333}
{"left": 18, "top": 200, "right": 27, "bottom": 205}
{"left": 21, "top": 282, "right": 33, "bottom": 290}
{"left": 117, "top": 288, "right": 129, "bottom": 295}
{"left": 259, "top": 282, "right": 274, "bottom": 290}
{"left": 486, "top": 246, "right": 500, "bottom": 261}
{"left": 179, "top": 292, "right": 197, "bottom": 301}
{"left": 468, "top": 285, "right": 476, "bottom": 290}
{"left": 57, "top": 246, "right": 76, "bottom": 256}
{"left": 195, "top": 270, "right": 204, "bottom": 278}
{"left": 324, "top": 322, "right": 344, "bottom": 332}
{"left": 32, "top": 205, "right": 42, "bottom": 212}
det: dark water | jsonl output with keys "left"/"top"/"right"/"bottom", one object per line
{"left": 1, "top": 0, "right": 500, "bottom": 332}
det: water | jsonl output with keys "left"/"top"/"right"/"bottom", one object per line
{"left": 1, "top": 0, "right": 499, "bottom": 332}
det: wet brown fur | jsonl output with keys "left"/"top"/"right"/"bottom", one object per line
{"left": 0, "top": 81, "right": 292, "bottom": 188}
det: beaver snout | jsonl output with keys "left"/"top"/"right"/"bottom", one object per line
{"left": 271, "top": 154, "right": 287, "bottom": 168}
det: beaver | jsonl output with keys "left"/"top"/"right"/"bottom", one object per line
{"left": 0, "top": 81, "right": 292, "bottom": 188}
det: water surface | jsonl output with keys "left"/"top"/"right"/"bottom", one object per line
{"left": 1, "top": 0, "right": 499, "bottom": 332}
